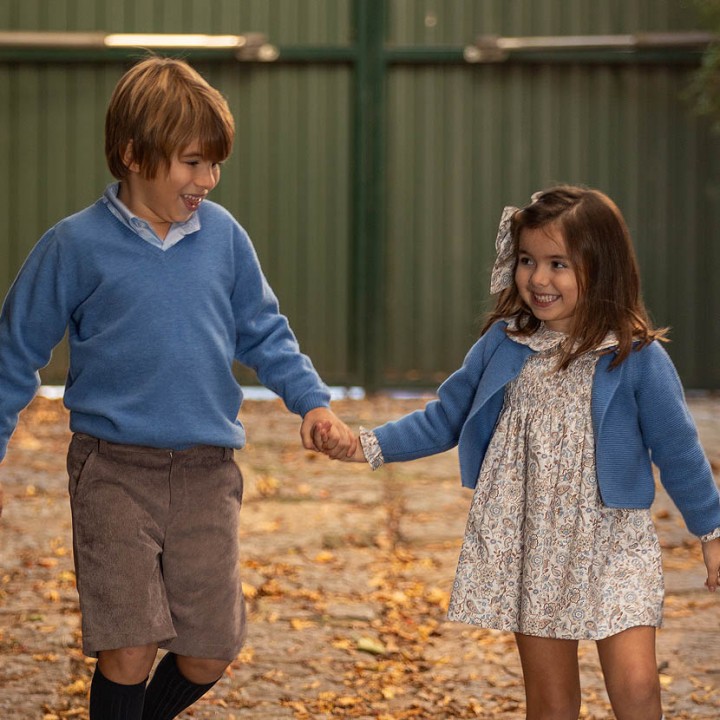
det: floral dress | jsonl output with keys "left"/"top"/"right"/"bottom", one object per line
{"left": 446, "top": 325, "right": 665, "bottom": 640}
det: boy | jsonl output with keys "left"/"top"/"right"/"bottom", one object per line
{"left": 0, "top": 56, "right": 355, "bottom": 719}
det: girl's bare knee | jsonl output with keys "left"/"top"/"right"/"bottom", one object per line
{"left": 607, "top": 668, "right": 661, "bottom": 717}
{"left": 629, "top": 668, "right": 661, "bottom": 700}
{"left": 526, "top": 690, "right": 581, "bottom": 720}
{"left": 176, "top": 655, "right": 229, "bottom": 685}
{"left": 98, "top": 644, "right": 158, "bottom": 684}
{"left": 515, "top": 634, "right": 581, "bottom": 720}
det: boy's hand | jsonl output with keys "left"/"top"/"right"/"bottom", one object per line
{"left": 313, "top": 421, "right": 365, "bottom": 463}
{"left": 300, "top": 408, "right": 357, "bottom": 459}
{"left": 703, "top": 537, "right": 720, "bottom": 592}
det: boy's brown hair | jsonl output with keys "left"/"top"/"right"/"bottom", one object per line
{"left": 105, "top": 56, "right": 235, "bottom": 180}
{"left": 483, "top": 185, "right": 667, "bottom": 368}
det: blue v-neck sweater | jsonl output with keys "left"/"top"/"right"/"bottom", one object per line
{"left": 0, "top": 198, "right": 330, "bottom": 459}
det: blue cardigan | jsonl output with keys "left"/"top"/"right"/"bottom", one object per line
{"left": 374, "top": 321, "right": 720, "bottom": 537}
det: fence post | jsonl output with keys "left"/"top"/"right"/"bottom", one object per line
{"left": 352, "top": 0, "right": 386, "bottom": 392}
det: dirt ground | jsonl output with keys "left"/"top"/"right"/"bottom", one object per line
{"left": 1, "top": 393, "right": 719, "bottom": 720}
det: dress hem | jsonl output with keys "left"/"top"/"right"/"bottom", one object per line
{"left": 444, "top": 614, "right": 663, "bottom": 641}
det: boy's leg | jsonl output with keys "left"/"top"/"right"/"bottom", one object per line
{"left": 596, "top": 626, "right": 662, "bottom": 720}
{"left": 141, "top": 653, "right": 229, "bottom": 720}
{"left": 99, "top": 644, "right": 159, "bottom": 684}
{"left": 89, "top": 644, "right": 157, "bottom": 720}
{"left": 514, "top": 633, "right": 581, "bottom": 720}
{"left": 141, "top": 446, "right": 245, "bottom": 719}
{"left": 161, "top": 446, "right": 247, "bottom": 661}
{"left": 67, "top": 435, "right": 178, "bottom": 658}
{"left": 176, "top": 654, "right": 231, "bottom": 684}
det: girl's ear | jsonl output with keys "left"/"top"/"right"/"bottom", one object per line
{"left": 122, "top": 140, "right": 141, "bottom": 174}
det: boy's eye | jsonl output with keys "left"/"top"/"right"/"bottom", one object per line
{"left": 184, "top": 160, "right": 222, "bottom": 168}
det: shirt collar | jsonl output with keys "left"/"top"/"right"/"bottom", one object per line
{"left": 102, "top": 182, "right": 201, "bottom": 250}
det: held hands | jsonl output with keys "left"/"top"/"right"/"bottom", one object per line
{"left": 300, "top": 407, "right": 359, "bottom": 460}
{"left": 702, "top": 537, "right": 720, "bottom": 592}
{"left": 308, "top": 418, "right": 365, "bottom": 462}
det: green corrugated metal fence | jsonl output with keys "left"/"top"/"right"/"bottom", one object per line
{"left": 0, "top": 0, "right": 718, "bottom": 389}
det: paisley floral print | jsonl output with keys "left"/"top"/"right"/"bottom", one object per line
{"left": 447, "top": 325, "right": 664, "bottom": 640}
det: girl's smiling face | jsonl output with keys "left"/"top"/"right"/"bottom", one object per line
{"left": 515, "top": 224, "right": 579, "bottom": 333}
{"left": 119, "top": 140, "right": 221, "bottom": 239}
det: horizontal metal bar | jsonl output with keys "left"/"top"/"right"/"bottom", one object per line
{"left": 274, "top": 46, "right": 357, "bottom": 63}
{"left": 0, "top": 31, "right": 278, "bottom": 61}
{"left": 466, "top": 31, "right": 716, "bottom": 62}
{"left": 499, "top": 31, "right": 715, "bottom": 50}
{"left": 384, "top": 47, "right": 466, "bottom": 63}
{"left": 0, "top": 31, "right": 107, "bottom": 48}
{"left": 0, "top": 46, "right": 703, "bottom": 67}
{"left": 0, "top": 47, "right": 351, "bottom": 64}
{"left": 0, "top": 31, "right": 712, "bottom": 66}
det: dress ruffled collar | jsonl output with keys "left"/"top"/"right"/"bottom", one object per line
{"left": 505, "top": 319, "right": 618, "bottom": 354}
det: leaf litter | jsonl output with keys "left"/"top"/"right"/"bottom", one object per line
{"left": 0, "top": 396, "right": 719, "bottom": 719}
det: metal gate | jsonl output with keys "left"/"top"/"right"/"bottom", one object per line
{"left": 0, "top": 0, "right": 718, "bottom": 389}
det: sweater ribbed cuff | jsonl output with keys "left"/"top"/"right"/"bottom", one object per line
{"left": 701, "top": 526, "right": 720, "bottom": 543}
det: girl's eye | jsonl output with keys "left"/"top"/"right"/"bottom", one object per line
{"left": 552, "top": 261, "right": 569, "bottom": 269}
{"left": 518, "top": 256, "right": 533, "bottom": 266}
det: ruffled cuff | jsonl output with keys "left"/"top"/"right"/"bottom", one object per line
{"left": 359, "top": 426, "right": 384, "bottom": 470}
{"left": 701, "top": 526, "right": 720, "bottom": 543}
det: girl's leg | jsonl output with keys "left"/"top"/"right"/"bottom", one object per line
{"left": 596, "top": 626, "right": 662, "bottom": 720}
{"left": 514, "top": 633, "right": 581, "bottom": 720}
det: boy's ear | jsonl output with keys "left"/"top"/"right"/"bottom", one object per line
{"left": 122, "top": 141, "right": 141, "bottom": 174}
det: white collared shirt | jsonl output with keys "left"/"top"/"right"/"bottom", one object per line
{"left": 102, "top": 182, "right": 201, "bottom": 251}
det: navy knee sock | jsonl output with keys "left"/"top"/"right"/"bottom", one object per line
{"left": 141, "top": 652, "right": 219, "bottom": 720}
{"left": 89, "top": 664, "right": 146, "bottom": 720}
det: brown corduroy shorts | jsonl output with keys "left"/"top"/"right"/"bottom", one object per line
{"left": 66, "top": 433, "right": 247, "bottom": 660}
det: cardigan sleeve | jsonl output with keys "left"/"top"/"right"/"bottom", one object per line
{"left": 635, "top": 342, "right": 720, "bottom": 537}
{"left": 373, "top": 322, "right": 506, "bottom": 463}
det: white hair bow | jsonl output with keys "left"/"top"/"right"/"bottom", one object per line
{"left": 489, "top": 205, "right": 518, "bottom": 294}
{"left": 489, "top": 192, "right": 544, "bottom": 294}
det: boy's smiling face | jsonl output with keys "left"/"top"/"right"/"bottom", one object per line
{"left": 119, "top": 140, "right": 221, "bottom": 240}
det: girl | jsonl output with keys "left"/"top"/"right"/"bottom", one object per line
{"left": 325, "top": 186, "right": 720, "bottom": 720}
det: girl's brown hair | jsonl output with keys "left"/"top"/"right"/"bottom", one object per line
{"left": 483, "top": 185, "right": 667, "bottom": 368}
{"left": 105, "top": 56, "right": 235, "bottom": 180}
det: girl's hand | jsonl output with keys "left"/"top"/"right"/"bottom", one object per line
{"left": 312, "top": 421, "right": 365, "bottom": 462}
{"left": 301, "top": 408, "right": 357, "bottom": 459}
{"left": 702, "top": 537, "right": 720, "bottom": 592}
{"left": 342, "top": 437, "right": 367, "bottom": 463}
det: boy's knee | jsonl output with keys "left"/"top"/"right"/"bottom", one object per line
{"left": 98, "top": 644, "right": 158, "bottom": 685}
{"left": 176, "top": 655, "right": 230, "bottom": 685}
